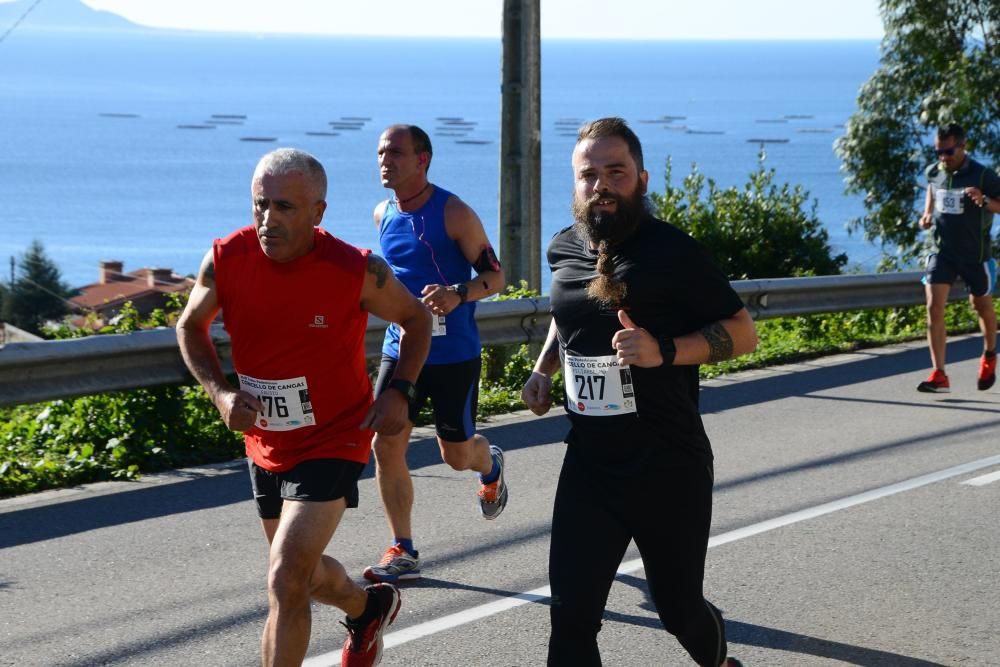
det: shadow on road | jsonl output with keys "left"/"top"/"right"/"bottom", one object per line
{"left": 612, "top": 574, "right": 948, "bottom": 666}
{"left": 0, "top": 469, "right": 252, "bottom": 549}
{"left": 700, "top": 336, "right": 982, "bottom": 414}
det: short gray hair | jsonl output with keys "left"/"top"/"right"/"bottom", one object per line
{"left": 252, "top": 148, "right": 327, "bottom": 200}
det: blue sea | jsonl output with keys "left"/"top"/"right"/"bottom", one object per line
{"left": 0, "top": 29, "right": 882, "bottom": 289}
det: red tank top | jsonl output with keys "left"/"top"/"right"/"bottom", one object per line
{"left": 214, "top": 226, "right": 373, "bottom": 471}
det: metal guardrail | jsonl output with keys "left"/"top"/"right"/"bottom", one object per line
{"left": 0, "top": 271, "right": 970, "bottom": 407}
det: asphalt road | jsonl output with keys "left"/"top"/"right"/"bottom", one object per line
{"left": 2, "top": 335, "right": 999, "bottom": 666}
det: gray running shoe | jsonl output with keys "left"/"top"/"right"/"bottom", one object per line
{"left": 478, "top": 445, "right": 508, "bottom": 520}
{"left": 363, "top": 544, "right": 421, "bottom": 583}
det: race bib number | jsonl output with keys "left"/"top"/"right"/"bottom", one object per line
{"left": 432, "top": 314, "right": 447, "bottom": 337}
{"left": 935, "top": 188, "right": 965, "bottom": 215}
{"left": 563, "top": 354, "right": 636, "bottom": 416}
{"left": 237, "top": 374, "right": 315, "bottom": 431}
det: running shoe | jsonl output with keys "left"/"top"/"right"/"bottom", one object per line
{"left": 978, "top": 354, "right": 996, "bottom": 391}
{"left": 478, "top": 445, "right": 509, "bottom": 520}
{"left": 341, "top": 583, "right": 402, "bottom": 667}
{"left": 917, "top": 369, "right": 950, "bottom": 393}
{"left": 363, "top": 544, "right": 421, "bottom": 583}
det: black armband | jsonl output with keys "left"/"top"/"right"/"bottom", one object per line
{"left": 473, "top": 245, "right": 501, "bottom": 274}
{"left": 656, "top": 334, "right": 676, "bottom": 366}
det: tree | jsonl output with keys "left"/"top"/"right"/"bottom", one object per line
{"left": 649, "top": 152, "right": 847, "bottom": 280}
{"left": 835, "top": 0, "right": 1000, "bottom": 267}
{"left": 3, "top": 241, "right": 75, "bottom": 336}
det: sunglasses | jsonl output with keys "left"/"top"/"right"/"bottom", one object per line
{"left": 934, "top": 145, "right": 961, "bottom": 157}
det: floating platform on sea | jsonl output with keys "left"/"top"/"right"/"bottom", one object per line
{"left": 747, "top": 138, "right": 790, "bottom": 143}
{"left": 212, "top": 114, "right": 247, "bottom": 119}
{"left": 240, "top": 137, "right": 277, "bottom": 142}
{"left": 783, "top": 114, "right": 814, "bottom": 119}
{"left": 686, "top": 130, "right": 724, "bottom": 135}
{"left": 305, "top": 131, "right": 339, "bottom": 136}
{"left": 99, "top": 112, "right": 139, "bottom": 118}
{"left": 455, "top": 139, "right": 491, "bottom": 145}
{"left": 177, "top": 124, "right": 215, "bottom": 129}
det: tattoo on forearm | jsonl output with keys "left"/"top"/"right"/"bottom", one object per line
{"left": 367, "top": 255, "right": 390, "bottom": 289}
{"left": 700, "top": 322, "right": 734, "bottom": 363}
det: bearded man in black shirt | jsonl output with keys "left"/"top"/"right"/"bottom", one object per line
{"left": 522, "top": 117, "right": 757, "bottom": 667}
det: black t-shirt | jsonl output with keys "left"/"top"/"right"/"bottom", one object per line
{"left": 548, "top": 217, "right": 745, "bottom": 470}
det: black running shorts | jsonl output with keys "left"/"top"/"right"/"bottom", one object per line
{"left": 373, "top": 355, "right": 480, "bottom": 443}
{"left": 248, "top": 458, "right": 364, "bottom": 520}
{"left": 923, "top": 253, "right": 997, "bottom": 297}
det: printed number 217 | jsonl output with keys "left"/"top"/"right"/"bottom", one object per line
{"left": 575, "top": 374, "right": 605, "bottom": 401}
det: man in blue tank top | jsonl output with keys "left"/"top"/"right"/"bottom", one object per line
{"left": 364, "top": 124, "right": 509, "bottom": 583}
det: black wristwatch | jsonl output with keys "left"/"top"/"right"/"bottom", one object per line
{"left": 452, "top": 283, "right": 469, "bottom": 304}
{"left": 656, "top": 334, "right": 677, "bottom": 366}
{"left": 388, "top": 378, "right": 417, "bottom": 405}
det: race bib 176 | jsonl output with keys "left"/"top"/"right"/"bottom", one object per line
{"left": 237, "top": 374, "right": 315, "bottom": 431}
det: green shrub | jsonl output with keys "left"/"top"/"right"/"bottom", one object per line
{"left": 649, "top": 151, "right": 847, "bottom": 279}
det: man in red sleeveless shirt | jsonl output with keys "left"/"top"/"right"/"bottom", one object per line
{"left": 177, "top": 148, "right": 431, "bottom": 667}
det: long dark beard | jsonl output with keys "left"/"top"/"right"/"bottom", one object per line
{"left": 571, "top": 189, "right": 646, "bottom": 307}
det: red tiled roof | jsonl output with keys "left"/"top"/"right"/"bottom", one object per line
{"left": 71, "top": 269, "right": 193, "bottom": 310}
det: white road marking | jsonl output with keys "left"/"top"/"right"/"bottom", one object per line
{"left": 962, "top": 468, "right": 1000, "bottom": 486}
{"left": 304, "top": 453, "right": 1000, "bottom": 667}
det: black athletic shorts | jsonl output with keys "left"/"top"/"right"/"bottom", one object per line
{"left": 248, "top": 458, "right": 364, "bottom": 520}
{"left": 373, "top": 355, "right": 480, "bottom": 443}
{"left": 923, "top": 253, "right": 997, "bottom": 297}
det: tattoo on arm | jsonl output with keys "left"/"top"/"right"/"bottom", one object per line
{"left": 700, "top": 322, "right": 734, "bottom": 363}
{"left": 197, "top": 252, "right": 216, "bottom": 288}
{"left": 367, "top": 254, "right": 390, "bottom": 289}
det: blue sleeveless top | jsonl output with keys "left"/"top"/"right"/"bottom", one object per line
{"left": 379, "top": 186, "right": 480, "bottom": 363}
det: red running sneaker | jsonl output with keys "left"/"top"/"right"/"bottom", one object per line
{"left": 917, "top": 369, "right": 950, "bottom": 393}
{"left": 341, "top": 583, "right": 401, "bottom": 667}
{"left": 978, "top": 354, "right": 996, "bottom": 391}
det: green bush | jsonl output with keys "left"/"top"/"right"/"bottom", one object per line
{"left": 649, "top": 151, "right": 848, "bottom": 279}
{"left": 1, "top": 295, "right": 242, "bottom": 498}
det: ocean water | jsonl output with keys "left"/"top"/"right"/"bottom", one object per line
{"left": 0, "top": 29, "right": 881, "bottom": 288}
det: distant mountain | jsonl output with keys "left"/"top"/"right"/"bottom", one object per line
{"left": 0, "top": 0, "right": 141, "bottom": 31}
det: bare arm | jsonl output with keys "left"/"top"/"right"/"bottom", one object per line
{"left": 359, "top": 253, "right": 433, "bottom": 433}
{"left": 422, "top": 197, "right": 506, "bottom": 314}
{"left": 521, "top": 319, "right": 561, "bottom": 416}
{"left": 176, "top": 250, "right": 261, "bottom": 430}
{"left": 373, "top": 200, "right": 388, "bottom": 230}
{"left": 920, "top": 187, "right": 934, "bottom": 229}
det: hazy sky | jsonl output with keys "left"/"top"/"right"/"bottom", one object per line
{"left": 75, "top": 0, "right": 884, "bottom": 40}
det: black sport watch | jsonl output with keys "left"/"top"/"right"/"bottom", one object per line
{"left": 388, "top": 378, "right": 417, "bottom": 405}
{"left": 452, "top": 283, "right": 469, "bottom": 303}
{"left": 656, "top": 334, "right": 677, "bottom": 366}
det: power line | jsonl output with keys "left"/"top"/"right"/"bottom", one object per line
{"left": 0, "top": 0, "right": 43, "bottom": 46}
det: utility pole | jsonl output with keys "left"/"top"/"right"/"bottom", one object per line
{"left": 498, "top": 0, "right": 541, "bottom": 293}
{"left": 8, "top": 256, "right": 13, "bottom": 286}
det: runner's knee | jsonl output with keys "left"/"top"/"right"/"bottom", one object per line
{"left": 267, "top": 555, "right": 313, "bottom": 606}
